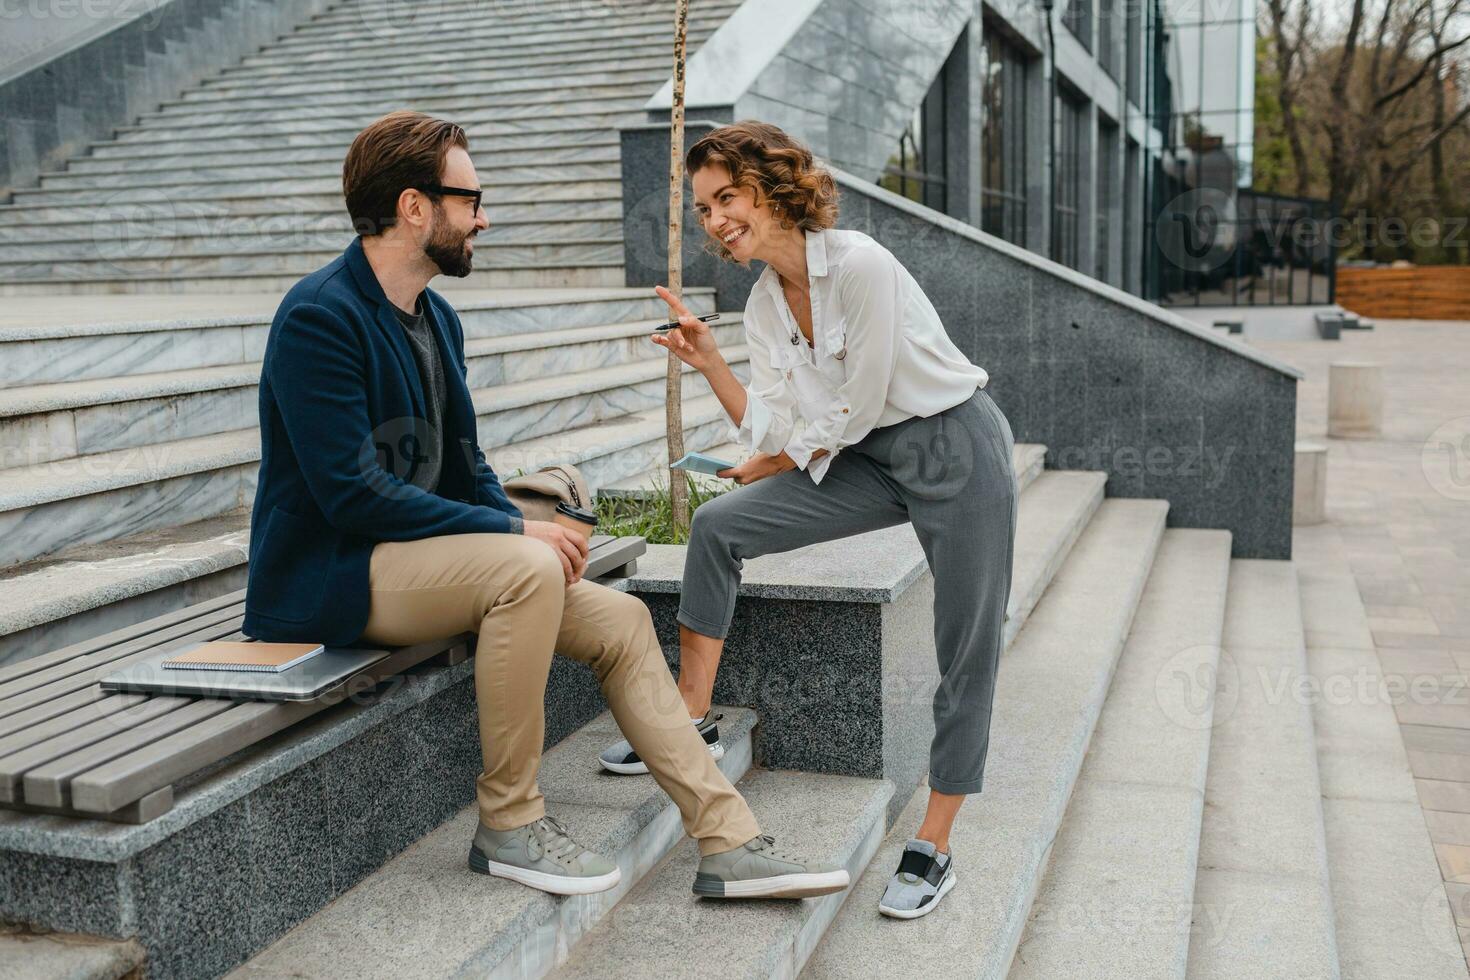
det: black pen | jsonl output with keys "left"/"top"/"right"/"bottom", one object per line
{"left": 654, "top": 313, "right": 720, "bottom": 331}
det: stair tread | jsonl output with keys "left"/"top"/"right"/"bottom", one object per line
{"left": 1008, "top": 528, "right": 1234, "bottom": 980}
{"left": 473, "top": 345, "right": 750, "bottom": 413}
{"left": 1294, "top": 528, "right": 1467, "bottom": 980}
{"left": 0, "top": 511, "right": 249, "bottom": 640}
{"left": 227, "top": 708, "right": 760, "bottom": 979}
{"left": 1184, "top": 559, "right": 1340, "bottom": 979}
{"left": 804, "top": 498, "right": 1170, "bottom": 979}
{"left": 551, "top": 769, "right": 892, "bottom": 979}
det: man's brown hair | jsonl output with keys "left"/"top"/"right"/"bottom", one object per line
{"left": 685, "top": 120, "right": 839, "bottom": 262}
{"left": 343, "top": 111, "right": 468, "bottom": 236}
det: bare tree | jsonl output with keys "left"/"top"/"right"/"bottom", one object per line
{"left": 666, "top": 0, "right": 691, "bottom": 531}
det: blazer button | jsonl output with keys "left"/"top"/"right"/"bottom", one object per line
{"left": 841, "top": 407, "right": 849, "bottom": 414}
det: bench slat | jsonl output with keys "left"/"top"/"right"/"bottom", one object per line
{"left": 0, "top": 696, "right": 193, "bottom": 803}
{"left": 23, "top": 698, "right": 239, "bottom": 808}
{"left": 0, "top": 589, "right": 247, "bottom": 685}
{"left": 0, "top": 692, "right": 148, "bottom": 758}
{"left": 0, "top": 618, "right": 246, "bottom": 721}
{"left": 69, "top": 635, "right": 471, "bottom": 815}
{"left": 0, "top": 685, "right": 114, "bottom": 741}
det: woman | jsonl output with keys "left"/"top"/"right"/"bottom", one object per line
{"left": 602, "top": 121, "right": 1018, "bottom": 919}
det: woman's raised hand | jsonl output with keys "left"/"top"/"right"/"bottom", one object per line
{"left": 650, "top": 285, "right": 722, "bottom": 373}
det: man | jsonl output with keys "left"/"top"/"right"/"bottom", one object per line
{"left": 242, "top": 110, "right": 847, "bottom": 899}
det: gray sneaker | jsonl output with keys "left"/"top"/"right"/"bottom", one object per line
{"left": 599, "top": 710, "right": 724, "bottom": 775}
{"left": 468, "top": 814, "right": 621, "bottom": 895}
{"left": 693, "top": 833, "right": 850, "bottom": 899}
{"left": 877, "top": 839, "right": 955, "bottom": 919}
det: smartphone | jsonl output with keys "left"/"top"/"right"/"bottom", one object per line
{"left": 670, "top": 451, "right": 737, "bottom": 476}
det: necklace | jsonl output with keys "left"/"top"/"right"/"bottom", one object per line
{"left": 779, "top": 274, "right": 810, "bottom": 347}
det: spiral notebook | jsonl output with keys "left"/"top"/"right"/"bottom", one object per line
{"left": 161, "top": 640, "right": 324, "bottom": 673}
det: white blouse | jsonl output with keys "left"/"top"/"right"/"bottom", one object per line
{"left": 731, "top": 228, "right": 989, "bottom": 484}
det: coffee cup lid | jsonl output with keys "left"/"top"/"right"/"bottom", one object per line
{"left": 555, "top": 501, "right": 598, "bottom": 525}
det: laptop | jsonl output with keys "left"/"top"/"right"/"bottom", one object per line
{"left": 99, "top": 645, "right": 391, "bottom": 702}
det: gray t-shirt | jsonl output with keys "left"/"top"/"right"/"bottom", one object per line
{"left": 392, "top": 300, "right": 446, "bottom": 494}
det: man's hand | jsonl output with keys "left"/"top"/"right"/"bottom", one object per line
{"left": 718, "top": 452, "right": 794, "bottom": 486}
{"left": 523, "top": 520, "right": 589, "bottom": 585}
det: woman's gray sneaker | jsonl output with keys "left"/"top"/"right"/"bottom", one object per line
{"left": 468, "top": 814, "right": 621, "bottom": 895}
{"left": 693, "top": 833, "right": 851, "bottom": 899}
{"left": 877, "top": 839, "right": 955, "bottom": 918}
{"left": 599, "top": 711, "right": 724, "bottom": 775}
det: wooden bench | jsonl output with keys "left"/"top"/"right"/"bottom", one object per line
{"left": 0, "top": 534, "right": 643, "bottom": 825}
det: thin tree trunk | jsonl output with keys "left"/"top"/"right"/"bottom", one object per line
{"left": 666, "top": 0, "right": 691, "bottom": 531}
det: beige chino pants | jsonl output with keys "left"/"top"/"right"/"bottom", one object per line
{"left": 358, "top": 532, "right": 760, "bottom": 856}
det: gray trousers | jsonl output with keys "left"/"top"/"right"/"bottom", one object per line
{"left": 679, "top": 387, "right": 1018, "bottom": 795}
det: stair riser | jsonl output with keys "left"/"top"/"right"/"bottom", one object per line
{"left": 0, "top": 296, "right": 709, "bottom": 387}
{"left": 0, "top": 464, "right": 254, "bottom": 570}
{"left": 109, "top": 109, "right": 641, "bottom": 144}
{"left": 0, "top": 241, "right": 623, "bottom": 281}
{"left": 173, "top": 63, "right": 673, "bottom": 106}
{"left": 481, "top": 368, "right": 731, "bottom": 448}
{"left": 212, "top": 45, "right": 671, "bottom": 85}
{"left": 0, "top": 265, "right": 628, "bottom": 296}
{"left": 0, "top": 391, "right": 254, "bottom": 471}
{"left": 491, "top": 415, "right": 736, "bottom": 492}
{"left": 467, "top": 321, "right": 743, "bottom": 388}
{"left": 239, "top": 13, "right": 729, "bottom": 64}
{"left": 64, "top": 142, "right": 619, "bottom": 177}
{"left": 84, "top": 126, "right": 617, "bottom": 163}
{"left": 0, "top": 190, "right": 621, "bottom": 226}
{"left": 36, "top": 162, "right": 616, "bottom": 194}
{"left": 270, "top": 11, "right": 727, "bottom": 49}
{"left": 181, "top": 62, "right": 667, "bottom": 105}
{"left": 137, "top": 84, "right": 656, "bottom": 129}
{"left": 2, "top": 341, "right": 739, "bottom": 465}
{"left": 0, "top": 325, "right": 261, "bottom": 389}
{"left": 296, "top": 1, "right": 730, "bottom": 35}
{"left": 0, "top": 221, "right": 622, "bottom": 261}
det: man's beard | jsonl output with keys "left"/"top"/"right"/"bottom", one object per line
{"left": 423, "top": 206, "right": 474, "bottom": 278}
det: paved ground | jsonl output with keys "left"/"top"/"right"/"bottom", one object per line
{"left": 1240, "top": 315, "right": 1470, "bottom": 964}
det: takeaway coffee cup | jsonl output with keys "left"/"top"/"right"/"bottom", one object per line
{"left": 553, "top": 501, "right": 598, "bottom": 543}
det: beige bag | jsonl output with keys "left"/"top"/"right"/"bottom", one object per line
{"left": 503, "top": 464, "right": 597, "bottom": 541}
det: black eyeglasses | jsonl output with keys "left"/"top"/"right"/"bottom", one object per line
{"left": 417, "top": 183, "right": 483, "bottom": 214}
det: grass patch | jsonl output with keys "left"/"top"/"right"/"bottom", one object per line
{"left": 595, "top": 472, "right": 731, "bottom": 544}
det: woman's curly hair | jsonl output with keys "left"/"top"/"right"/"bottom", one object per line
{"left": 685, "top": 120, "right": 839, "bottom": 263}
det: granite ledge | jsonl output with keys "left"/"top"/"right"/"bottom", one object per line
{"left": 613, "top": 523, "right": 929, "bottom": 603}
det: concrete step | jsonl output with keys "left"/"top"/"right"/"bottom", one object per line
{"left": 0, "top": 288, "right": 713, "bottom": 388}
{"left": 1293, "top": 527, "right": 1468, "bottom": 980}
{"left": 0, "top": 429, "right": 258, "bottom": 571}
{"left": 0, "top": 182, "right": 622, "bottom": 226}
{"left": 81, "top": 123, "right": 620, "bottom": 163}
{"left": 473, "top": 345, "right": 752, "bottom": 447}
{"left": 228, "top": 707, "right": 761, "bottom": 979}
{"left": 182, "top": 59, "right": 670, "bottom": 106}
{"left": 275, "top": 5, "right": 732, "bottom": 48}
{"left": 0, "top": 218, "right": 622, "bottom": 262}
{"left": 132, "top": 84, "right": 659, "bottom": 130}
{"left": 1009, "top": 528, "right": 1234, "bottom": 980}
{"left": 24, "top": 161, "right": 618, "bottom": 198}
{"left": 0, "top": 265, "right": 630, "bottom": 297}
{"left": 0, "top": 239, "right": 624, "bottom": 288}
{"left": 61, "top": 140, "right": 620, "bottom": 179}
{"left": 489, "top": 392, "right": 754, "bottom": 494}
{"left": 0, "top": 510, "right": 249, "bottom": 670}
{"left": 1184, "top": 560, "right": 1340, "bottom": 980}
{"left": 298, "top": 0, "right": 736, "bottom": 34}
{"left": 105, "top": 107, "right": 643, "bottom": 145}
{"left": 239, "top": 10, "right": 732, "bottom": 65}
{"left": 210, "top": 42, "right": 683, "bottom": 87}
{"left": 171, "top": 62, "right": 668, "bottom": 108}
{"left": 804, "top": 497, "right": 1170, "bottom": 979}
{"left": 0, "top": 928, "right": 144, "bottom": 980}
{"left": 551, "top": 770, "right": 893, "bottom": 979}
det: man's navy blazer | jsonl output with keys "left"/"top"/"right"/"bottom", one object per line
{"left": 243, "top": 237, "right": 522, "bottom": 645}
